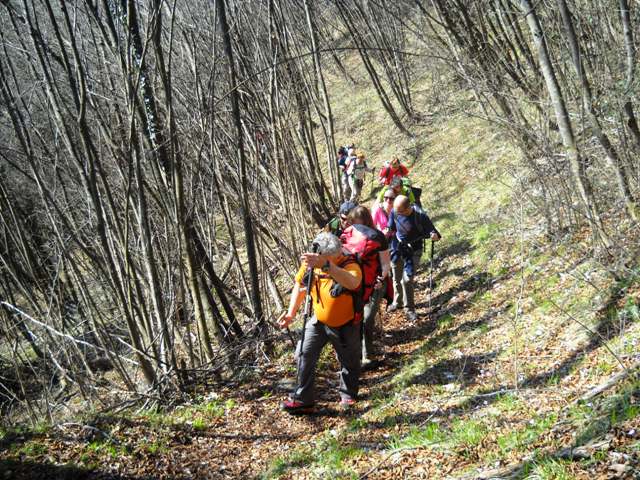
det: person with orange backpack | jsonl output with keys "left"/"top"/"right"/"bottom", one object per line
{"left": 278, "top": 232, "right": 363, "bottom": 414}
{"left": 341, "top": 206, "right": 390, "bottom": 367}
{"left": 378, "top": 156, "right": 409, "bottom": 186}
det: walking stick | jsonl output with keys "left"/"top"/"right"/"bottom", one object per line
{"left": 277, "top": 242, "right": 320, "bottom": 354}
{"left": 296, "top": 242, "right": 320, "bottom": 358}
{"left": 428, "top": 240, "right": 435, "bottom": 315}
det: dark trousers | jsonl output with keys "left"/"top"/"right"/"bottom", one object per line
{"left": 362, "top": 284, "right": 384, "bottom": 360}
{"left": 293, "top": 315, "right": 361, "bottom": 405}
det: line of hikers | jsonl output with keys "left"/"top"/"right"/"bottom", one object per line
{"left": 337, "top": 145, "right": 411, "bottom": 203}
{"left": 277, "top": 147, "right": 441, "bottom": 414}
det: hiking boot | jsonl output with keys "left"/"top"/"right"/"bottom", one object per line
{"left": 361, "top": 357, "right": 378, "bottom": 371}
{"left": 387, "top": 303, "right": 402, "bottom": 313}
{"left": 281, "top": 399, "right": 314, "bottom": 414}
{"left": 338, "top": 397, "right": 356, "bottom": 412}
{"left": 406, "top": 310, "right": 417, "bottom": 323}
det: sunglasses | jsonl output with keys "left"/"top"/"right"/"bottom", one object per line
{"left": 383, "top": 196, "right": 395, "bottom": 201}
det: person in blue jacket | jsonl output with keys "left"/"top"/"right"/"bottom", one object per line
{"left": 386, "top": 195, "right": 441, "bottom": 322}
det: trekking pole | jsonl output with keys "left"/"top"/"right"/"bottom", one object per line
{"left": 297, "top": 242, "right": 320, "bottom": 356}
{"left": 428, "top": 240, "right": 435, "bottom": 315}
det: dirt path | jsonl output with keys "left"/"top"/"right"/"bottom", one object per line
{"left": 0, "top": 252, "right": 449, "bottom": 480}
{"left": 2, "top": 238, "right": 639, "bottom": 479}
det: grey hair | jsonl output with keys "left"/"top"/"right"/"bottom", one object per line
{"left": 390, "top": 175, "right": 403, "bottom": 187}
{"left": 311, "top": 232, "right": 342, "bottom": 255}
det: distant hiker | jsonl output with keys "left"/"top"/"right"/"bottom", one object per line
{"left": 278, "top": 232, "right": 363, "bottom": 413}
{"left": 387, "top": 195, "right": 440, "bottom": 323}
{"left": 341, "top": 206, "right": 390, "bottom": 366}
{"left": 376, "top": 175, "right": 416, "bottom": 205}
{"left": 378, "top": 157, "right": 409, "bottom": 186}
{"left": 346, "top": 151, "right": 373, "bottom": 202}
{"left": 372, "top": 188, "right": 396, "bottom": 239}
{"left": 325, "top": 200, "right": 357, "bottom": 237}
{"left": 337, "top": 146, "right": 351, "bottom": 201}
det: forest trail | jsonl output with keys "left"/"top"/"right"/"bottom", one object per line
{"left": 3, "top": 179, "right": 638, "bottom": 479}
{"left": 1, "top": 221, "right": 481, "bottom": 479}
{"left": 3, "top": 1, "right": 640, "bottom": 477}
{"left": 2, "top": 97, "right": 640, "bottom": 477}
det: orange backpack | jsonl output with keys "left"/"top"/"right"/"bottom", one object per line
{"left": 299, "top": 256, "right": 363, "bottom": 327}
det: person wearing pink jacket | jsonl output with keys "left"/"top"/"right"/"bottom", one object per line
{"left": 372, "top": 188, "right": 396, "bottom": 238}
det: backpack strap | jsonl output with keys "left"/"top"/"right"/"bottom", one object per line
{"left": 337, "top": 253, "right": 358, "bottom": 269}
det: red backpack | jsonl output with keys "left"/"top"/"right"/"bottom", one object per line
{"left": 340, "top": 224, "right": 388, "bottom": 305}
{"left": 380, "top": 164, "right": 393, "bottom": 184}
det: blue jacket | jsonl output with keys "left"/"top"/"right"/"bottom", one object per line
{"left": 387, "top": 206, "right": 439, "bottom": 276}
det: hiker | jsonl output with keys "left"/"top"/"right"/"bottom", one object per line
{"left": 346, "top": 151, "right": 373, "bottom": 202}
{"left": 325, "top": 200, "right": 357, "bottom": 237}
{"left": 387, "top": 195, "right": 440, "bottom": 323}
{"left": 278, "top": 232, "right": 363, "bottom": 413}
{"left": 378, "top": 157, "right": 409, "bottom": 186}
{"left": 376, "top": 175, "right": 416, "bottom": 205}
{"left": 342, "top": 206, "right": 390, "bottom": 366}
{"left": 337, "top": 146, "right": 351, "bottom": 201}
{"left": 372, "top": 188, "right": 396, "bottom": 239}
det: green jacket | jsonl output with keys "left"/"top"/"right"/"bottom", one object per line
{"left": 377, "top": 182, "right": 416, "bottom": 204}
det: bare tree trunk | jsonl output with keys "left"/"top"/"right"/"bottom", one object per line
{"left": 520, "top": 0, "right": 610, "bottom": 248}
{"left": 303, "top": 0, "right": 339, "bottom": 202}
{"left": 557, "top": 0, "right": 638, "bottom": 221}
{"left": 215, "top": 0, "right": 266, "bottom": 334}
{"left": 619, "top": 0, "right": 640, "bottom": 149}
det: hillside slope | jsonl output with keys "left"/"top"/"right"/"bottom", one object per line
{"left": 1, "top": 60, "right": 640, "bottom": 480}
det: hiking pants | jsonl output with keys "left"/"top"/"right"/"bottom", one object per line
{"left": 362, "top": 283, "right": 384, "bottom": 360}
{"left": 341, "top": 172, "right": 351, "bottom": 201}
{"left": 349, "top": 176, "right": 363, "bottom": 202}
{"left": 390, "top": 250, "right": 421, "bottom": 311}
{"left": 293, "top": 315, "right": 361, "bottom": 405}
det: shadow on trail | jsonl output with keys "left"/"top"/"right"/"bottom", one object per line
{"left": 384, "top": 307, "right": 506, "bottom": 390}
{"left": 365, "top": 285, "right": 635, "bottom": 440}
{"left": 383, "top": 316, "right": 439, "bottom": 349}
{"left": 430, "top": 212, "right": 457, "bottom": 224}
{"left": 363, "top": 294, "right": 508, "bottom": 408}
{"left": 424, "top": 271, "right": 496, "bottom": 312}
{"left": 0, "top": 460, "right": 96, "bottom": 480}
{"left": 0, "top": 459, "right": 155, "bottom": 480}
{"left": 432, "top": 238, "right": 473, "bottom": 260}
{"left": 520, "top": 286, "right": 632, "bottom": 390}
{"left": 410, "top": 351, "right": 499, "bottom": 387}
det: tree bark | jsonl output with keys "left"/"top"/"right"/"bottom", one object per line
{"left": 520, "top": 0, "right": 610, "bottom": 248}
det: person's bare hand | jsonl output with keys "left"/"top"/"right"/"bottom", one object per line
{"left": 277, "top": 312, "right": 295, "bottom": 329}
{"left": 301, "top": 252, "right": 326, "bottom": 268}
